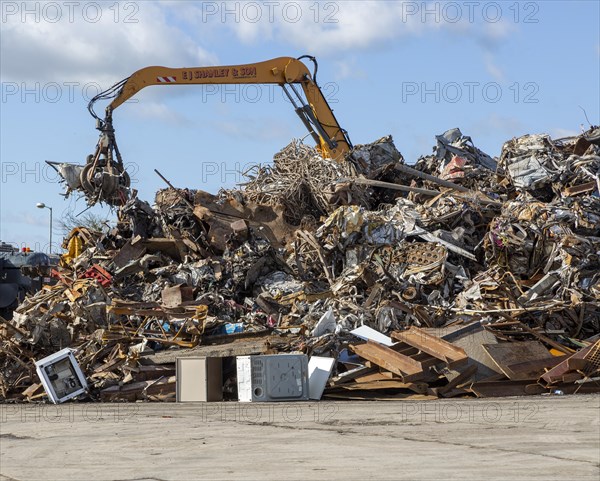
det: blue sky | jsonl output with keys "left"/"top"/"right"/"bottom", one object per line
{"left": 1, "top": 0, "right": 599, "bottom": 253}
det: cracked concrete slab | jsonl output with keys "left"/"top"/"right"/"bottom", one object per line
{"left": 1, "top": 395, "right": 599, "bottom": 480}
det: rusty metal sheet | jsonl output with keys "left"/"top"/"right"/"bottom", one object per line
{"left": 541, "top": 340, "right": 600, "bottom": 384}
{"left": 482, "top": 341, "right": 553, "bottom": 380}
{"left": 469, "top": 380, "right": 546, "bottom": 397}
{"left": 506, "top": 354, "right": 568, "bottom": 380}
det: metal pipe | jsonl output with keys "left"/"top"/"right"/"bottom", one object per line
{"left": 394, "top": 163, "right": 472, "bottom": 193}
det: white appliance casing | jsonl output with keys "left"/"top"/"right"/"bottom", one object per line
{"left": 35, "top": 348, "right": 88, "bottom": 404}
{"left": 237, "top": 354, "right": 309, "bottom": 402}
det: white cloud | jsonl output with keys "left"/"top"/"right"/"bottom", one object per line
{"left": 333, "top": 59, "right": 367, "bottom": 81}
{"left": 232, "top": 2, "right": 431, "bottom": 54}
{"left": 0, "top": 2, "right": 218, "bottom": 86}
{"left": 181, "top": 1, "right": 514, "bottom": 56}
{"left": 483, "top": 52, "right": 505, "bottom": 82}
{"left": 125, "top": 101, "right": 189, "bottom": 126}
{"left": 170, "top": 1, "right": 516, "bottom": 87}
{"left": 482, "top": 21, "right": 516, "bottom": 43}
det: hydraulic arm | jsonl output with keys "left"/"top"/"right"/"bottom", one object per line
{"left": 81, "top": 56, "right": 352, "bottom": 205}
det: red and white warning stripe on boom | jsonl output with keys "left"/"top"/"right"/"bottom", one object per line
{"left": 157, "top": 76, "right": 177, "bottom": 83}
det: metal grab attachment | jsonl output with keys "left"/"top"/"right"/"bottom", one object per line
{"left": 79, "top": 117, "right": 131, "bottom": 206}
{"left": 47, "top": 113, "right": 131, "bottom": 207}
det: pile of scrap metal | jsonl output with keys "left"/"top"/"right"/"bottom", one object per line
{"left": 1, "top": 127, "right": 599, "bottom": 402}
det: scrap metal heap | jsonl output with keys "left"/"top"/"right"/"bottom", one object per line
{"left": 2, "top": 127, "right": 600, "bottom": 401}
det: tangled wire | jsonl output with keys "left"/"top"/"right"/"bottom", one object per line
{"left": 239, "top": 140, "right": 365, "bottom": 225}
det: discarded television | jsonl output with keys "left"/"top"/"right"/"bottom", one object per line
{"left": 35, "top": 348, "right": 88, "bottom": 403}
{"left": 237, "top": 354, "right": 309, "bottom": 402}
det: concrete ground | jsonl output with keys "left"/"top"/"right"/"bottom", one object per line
{"left": 1, "top": 395, "right": 599, "bottom": 481}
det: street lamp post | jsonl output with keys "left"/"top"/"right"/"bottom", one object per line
{"left": 36, "top": 203, "right": 53, "bottom": 254}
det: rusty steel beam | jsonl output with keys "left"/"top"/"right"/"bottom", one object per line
{"left": 350, "top": 341, "right": 425, "bottom": 380}
{"left": 391, "top": 327, "right": 468, "bottom": 368}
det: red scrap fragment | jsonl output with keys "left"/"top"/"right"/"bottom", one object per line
{"left": 82, "top": 264, "right": 112, "bottom": 287}
{"left": 441, "top": 155, "right": 467, "bottom": 180}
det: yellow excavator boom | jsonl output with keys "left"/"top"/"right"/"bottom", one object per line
{"left": 103, "top": 56, "right": 351, "bottom": 159}
{"left": 76, "top": 56, "right": 351, "bottom": 206}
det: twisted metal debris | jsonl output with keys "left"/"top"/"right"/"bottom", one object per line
{"left": 2, "top": 127, "right": 599, "bottom": 402}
